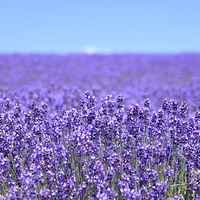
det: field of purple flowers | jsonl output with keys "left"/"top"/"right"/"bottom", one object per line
{"left": 0, "top": 54, "right": 200, "bottom": 199}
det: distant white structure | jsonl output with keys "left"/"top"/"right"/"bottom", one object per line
{"left": 82, "top": 46, "right": 110, "bottom": 54}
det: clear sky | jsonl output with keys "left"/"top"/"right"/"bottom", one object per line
{"left": 0, "top": 0, "right": 200, "bottom": 54}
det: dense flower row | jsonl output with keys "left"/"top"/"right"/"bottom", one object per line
{"left": 0, "top": 54, "right": 200, "bottom": 199}
{"left": 0, "top": 91, "right": 200, "bottom": 199}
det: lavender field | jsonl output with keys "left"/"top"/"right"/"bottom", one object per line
{"left": 0, "top": 54, "right": 200, "bottom": 199}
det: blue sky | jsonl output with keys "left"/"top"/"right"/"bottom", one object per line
{"left": 0, "top": 0, "right": 200, "bottom": 53}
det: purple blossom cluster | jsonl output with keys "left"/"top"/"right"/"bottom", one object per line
{"left": 0, "top": 54, "right": 200, "bottom": 199}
